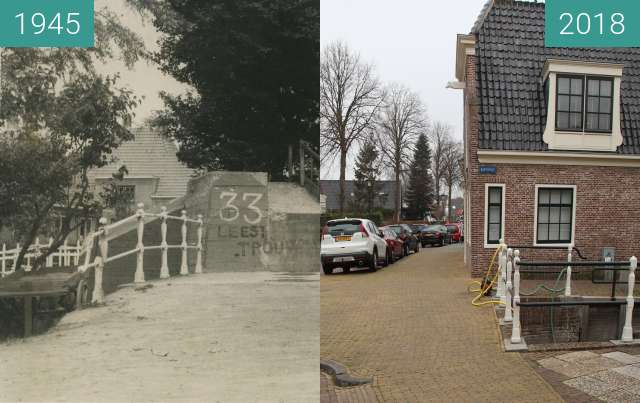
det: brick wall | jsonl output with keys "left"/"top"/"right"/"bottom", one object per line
{"left": 464, "top": 55, "right": 640, "bottom": 277}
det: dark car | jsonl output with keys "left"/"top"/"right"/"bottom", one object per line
{"left": 380, "top": 227, "right": 405, "bottom": 261}
{"left": 421, "top": 225, "right": 452, "bottom": 247}
{"left": 387, "top": 224, "right": 420, "bottom": 255}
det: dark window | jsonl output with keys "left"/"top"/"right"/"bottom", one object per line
{"left": 326, "top": 220, "right": 361, "bottom": 236}
{"left": 556, "top": 75, "right": 584, "bottom": 131}
{"left": 486, "top": 186, "right": 503, "bottom": 244}
{"left": 585, "top": 78, "right": 613, "bottom": 132}
{"left": 556, "top": 75, "right": 614, "bottom": 133}
{"left": 536, "top": 188, "right": 573, "bottom": 244}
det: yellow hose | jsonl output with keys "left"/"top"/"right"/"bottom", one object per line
{"left": 469, "top": 246, "right": 504, "bottom": 306}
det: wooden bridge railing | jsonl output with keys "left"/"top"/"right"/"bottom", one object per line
{"left": 76, "top": 203, "right": 204, "bottom": 304}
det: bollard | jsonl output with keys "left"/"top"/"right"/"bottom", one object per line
{"left": 195, "top": 214, "right": 204, "bottom": 274}
{"left": 159, "top": 207, "right": 170, "bottom": 279}
{"left": 180, "top": 210, "right": 189, "bottom": 276}
{"left": 135, "top": 203, "right": 146, "bottom": 285}
{"left": 504, "top": 248, "right": 514, "bottom": 323}
{"left": 497, "top": 239, "right": 507, "bottom": 303}
{"left": 511, "top": 250, "right": 522, "bottom": 344}
{"left": 621, "top": 256, "right": 637, "bottom": 342}
{"left": 564, "top": 245, "right": 572, "bottom": 297}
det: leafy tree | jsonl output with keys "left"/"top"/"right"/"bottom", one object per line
{"left": 352, "top": 140, "right": 382, "bottom": 215}
{"left": 405, "top": 134, "right": 434, "bottom": 220}
{"left": 145, "top": 0, "right": 319, "bottom": 180}
{"left": 100, "top": 166, "right": 135, "bottom": 221}
{"left": 0, "top": 3, "right": 146, "bottom": 272}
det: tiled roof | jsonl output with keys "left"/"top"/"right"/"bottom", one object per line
{"left": 474, "top": 0, "right": 640, "bottom": 154}
{"left": 319, "top": 180, "right": 397, "bottom": 211}
{"left": 87, "top": 128, "right": 196, "bottom": 198}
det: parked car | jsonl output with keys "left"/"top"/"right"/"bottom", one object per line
{"left": 446, "top": 223, "right": 462, "bottom": 243}
{"left": 387, "top": 224, "right": 420, "bottom": 255}
{"left": 320, "top": 218, "right": 389, "bottom": 275}
{"left": 380, "top": 227, "right": 405, "bottom": 261}
{"left": 420, "top": 225, "right": 452, "bottom": 247}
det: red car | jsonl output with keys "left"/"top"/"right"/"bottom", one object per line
{"left": 380, "top": 227, "right": 405, "bottom": 261}
{"left": 446, "top": 223, "right": 462, "bottom": 243}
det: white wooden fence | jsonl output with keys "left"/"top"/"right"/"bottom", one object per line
{"left": 0, "top": 238, "right": 84, "bottom": 277}
{"left": 78, "top": 203, "right": 204, "bottom": 304}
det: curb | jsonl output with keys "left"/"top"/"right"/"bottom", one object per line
{"left": 320, "top": 359, "right": 373, "bottom": 387}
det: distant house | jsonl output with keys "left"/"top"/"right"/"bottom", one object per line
{"left": 319, "top": 180, "right": 397, "bottom": 213}
{"left": 87, "top": 127, "right": 197, "bottom": 210}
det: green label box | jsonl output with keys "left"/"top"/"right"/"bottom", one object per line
{"left": 0, "top": 0, "right": 94, "bottom": 48}
{"left": 546, "top": 0, "right": 640, "bottom": 48}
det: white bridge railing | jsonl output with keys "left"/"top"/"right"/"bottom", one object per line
{"left": 495, "top": 241, "right": 638, "bottom": 346}
{"left": 79, "top": 203, "right": 204, "bottom": 304}
{"left": 1, "top": 238, "right": 84, "bottom": 277}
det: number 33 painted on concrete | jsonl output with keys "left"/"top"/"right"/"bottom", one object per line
{"left": 219, "top": 191, "right": 264, "bottom": 224}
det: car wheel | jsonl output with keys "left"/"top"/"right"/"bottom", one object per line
{"left": 322, "top": 265, "right": 333, "bottom": 275}
{"left": 369, "top": 250, "right": 379, "bottom": 272}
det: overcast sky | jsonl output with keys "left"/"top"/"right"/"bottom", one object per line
{"left": 321, "top": 0, "right": 484, "bottom": 179}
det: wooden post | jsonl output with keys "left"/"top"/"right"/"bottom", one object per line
{"left": 160, "top": 207, "right": 170, "bottom": 279}
{"left": 564, "top": 245, "right": 572, "bottom": 297}
{"left": 81, "top": 235, "right": 93, "bottom": 273}
{"left": 75, "top": 239, "right": 81, "bottom": 266}
{"left": 135, "top": 203, "right": 146, "bottom": 285}
{"left": 195, "top": 214, "right": 204, "bottom": 274}
{"left": 47, "top": 237, "right": 54, "bottom": 268}
{"left": 497, "top": 239, "right": 506, "bottom": 303}
{"left": 14, "top": 243, "right": 20, "bottom": 273}
{"left": 24, "top": 296, "right": 32, "bottom": 338}
{"left": 299, "top": 141, "right": 305, "bottom": 186}
{"left": 511, "top": 250, "right": 522, "bottom": 344}
{"left": 93, "top": 217, "right": 108, "bottom": 304}
{"left": 1, "top": 243, "right": 5, "bottom": 276}
{"left": 504, "top": 248, "right": 514, "bottom": 323}
{"left": 621, "top": 256, "right": 637, "bottom": 342}
{"left": 180, "top": 210, "right": 189, "bottom": 276}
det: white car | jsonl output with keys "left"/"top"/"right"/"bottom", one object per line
{"left": 320, "top": 218, "right": 389, "bottom": 275}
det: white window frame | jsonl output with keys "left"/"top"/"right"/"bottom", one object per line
{"left": 533, "top": 184, "right": 577, "bottom": 247}
{"left": 484, "top": 183, "right": 505, "bottom": 249}
{"left": 542, "top": 59, "right": 623, "bottom": 152}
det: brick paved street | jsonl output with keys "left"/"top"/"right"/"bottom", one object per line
{"left": 321, "top": 244, "right": 564, "bottom": 402}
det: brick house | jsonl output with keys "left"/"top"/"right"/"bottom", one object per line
{"left": 454, "top": 0, "right": 640, "bottom": 277}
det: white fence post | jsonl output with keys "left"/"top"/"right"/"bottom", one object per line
{"left": 160, "top": 207, "right": 170, "bottom": 279}
{"left": 511, "top": 250, "right": 522, "bottom": 344}
{"left": 180, "top": 210, "right": 189, "bottom": 276}
{"left": 135, "top": 203, "right": 146, "bottom": 285}
{"left": 74, "top": 239, "right": 81, "bottom": 266}
{"left": 621, "top": 256, "right": 637, "bottom": 342}
{"left": 195, "top": 214, "right": 204, "bottom": 274}
{"left": 93, "top": 217, "right": 109, "bottom": 304}
{"left": 564, "top": 245, "right": 572, "bottom": 297}
{"left": 47, "top": 237, "right": 53, "bottom": 268}
{"left": 497, "top": 239, "right": 506, "bottom": 303}
{"left": 1, "top": 243, "right": 5, "bottom": 277}
{"left": 504, "top": 248, "right": 514, "bottom": 323}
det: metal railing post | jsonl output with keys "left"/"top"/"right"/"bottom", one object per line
{"left": 93, "top": 217, "right": 109, "bottom": 304}
{"left": 135, "top": 203, "right": 146, "bottom": 285}
{"left": 504, "top": 248, "right": 514, "bottom": 322}
{"left": 180, "top": 210, "right": 189, "bottom": 276}
{"left": 511, "top": 250, "right": 522, "bottom": 344}
{"left": 621, "top": 256, "right": 637, "bottom": 342}
{"left": 159, "top": 206, "right": 170, "bottom": 279}
{"left": 564, "top": 245, "right": 572, "bottom": 297}
{"left": 497, "top": 239, "right": 506, "bottom": 303}
{"left": 195, "top": 214, "right": 204, "bottom": 274}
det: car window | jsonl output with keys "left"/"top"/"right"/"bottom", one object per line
{"left": 388, "top": 226, "right": 402, "bottom": 236}
{"left": 424, "top": 225, "right": 439, "bottom": 231}
{"left": 326, "top": 220, "right": 361, "bottom": 236}
{"left": 446, "top": 225, "right": 458, "bottom": 233}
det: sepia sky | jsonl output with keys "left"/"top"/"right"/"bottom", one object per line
{"left": 95, "top": 0, "right": 187, "bottom": 127}
{"left": 321, "top": 0, "right": 483, "bottom": 179}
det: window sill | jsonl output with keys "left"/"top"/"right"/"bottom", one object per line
{"left": 544, "top": 130, "right": 622, "bottom": 152}
{"left": 484, "top": 243, "right": 501, "bottom": 249}
{"left": 533, "top": 242, "right": 573, "bottom": 248}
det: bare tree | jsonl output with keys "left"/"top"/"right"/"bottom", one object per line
{"left": 442, "top": 142, "right": 463, "bottom": 222}
{"left": 320, "top": 41, "right": 383, "bottom": 214}
{"left": 376, "top": 84, "right": 429, "bottom": 223}
{"left": 430, "top": 122, "right": 453, "bottom": 211}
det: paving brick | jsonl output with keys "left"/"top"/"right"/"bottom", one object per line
{"left": 602, "top": 352, "right": 640, "bottom": 365}
{"left": 321, "top": 245, "right": 563, "bottom": 402}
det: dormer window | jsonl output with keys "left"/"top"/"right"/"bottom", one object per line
{"left": 543, "top": 60, "right": 623, "bottom": 152}
{"left": 555, "top": 75, "right": 613, "bottom": 133}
